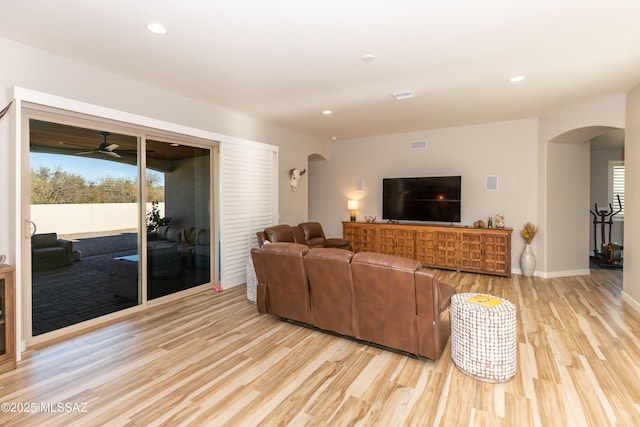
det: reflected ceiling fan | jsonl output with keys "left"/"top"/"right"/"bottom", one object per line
{"left": 76, "top": 131, "right": 121, "bottom": 158}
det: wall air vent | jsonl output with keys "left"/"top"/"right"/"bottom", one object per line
{"left": 391, "top": 90, "right": 415, "bottom": 100}
{"left": 410, "top": 140, "right": 427, "bottom": 150}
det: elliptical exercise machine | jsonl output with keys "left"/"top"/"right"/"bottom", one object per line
{"left": 590, "top": 194, "right": 623, "bottom": 268}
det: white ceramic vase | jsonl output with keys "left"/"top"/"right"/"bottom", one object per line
{"left": 520, "top": 243, "right": 535, "bottom": 277}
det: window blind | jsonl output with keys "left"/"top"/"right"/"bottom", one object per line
{"left": 220, "top": 142, "right": 277, "bottom": 288}
{"left": 610, "top": 160, "right": 625, "bottom": 218}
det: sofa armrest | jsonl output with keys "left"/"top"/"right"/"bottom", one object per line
{"left": 415, "top": 268, "right": 455, "bottom": 320}
{"left": 415, "top": 268, "right": 456, "bottom": 359}
{"left": 57, "top": 238, "right": 73, "bottom": 253}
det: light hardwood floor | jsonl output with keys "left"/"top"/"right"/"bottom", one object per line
{"left": 0, "top": 268, "right": 637, "bottom": 426}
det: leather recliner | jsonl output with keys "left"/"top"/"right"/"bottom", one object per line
{"left": 350, "top": 252, "right": 456, "bottom": 359}
{"left": 256, "top": 224, "right": 306, "bottom": 247}
{"left": 298, "top": 222, "right": 351, "bottom": 250}
{"left": 304, "top": 248, "right": 356, "bottom": 337}
{"left": 250, "top": 242, "right": 312, "bottom": 324}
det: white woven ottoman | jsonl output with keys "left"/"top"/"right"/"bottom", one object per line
{"left": 450, "top": 293, "right": 517, "bottom": 382}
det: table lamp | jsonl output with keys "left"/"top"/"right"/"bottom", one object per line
{"left": 347, "top": 199, "right": 358, "bottom": 222}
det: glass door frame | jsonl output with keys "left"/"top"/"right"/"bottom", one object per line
{"left": 18, "top": 104, "right": 218, "bottom": 349}
{"left": 21, "top": 109, "right": 148, "bottom": 346}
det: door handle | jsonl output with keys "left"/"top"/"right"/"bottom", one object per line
{"left": 25, "top": 220, "right": 36, "bottom": 239}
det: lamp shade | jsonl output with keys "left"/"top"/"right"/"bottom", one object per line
{"left": 347, "top": 199, "right": 358, "bottom": 210}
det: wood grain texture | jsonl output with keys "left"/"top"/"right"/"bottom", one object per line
{"left": 0, "top": 269, "right": 637, "bottom": 426}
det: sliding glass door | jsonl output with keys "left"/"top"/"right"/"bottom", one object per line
{"left": 29, "top": 119, "right": 141, "bottom": 336}
{"left": 24, "top": 113, "right": 214, "bottom": 343}
{"left": 145, "top": 139, "right": 211, "bottom": 300}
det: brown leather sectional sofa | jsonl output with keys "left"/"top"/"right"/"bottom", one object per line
{"left": 251, "top": 242, "right": 456, "bottom": 360}
{"left": 256, "top": 223, "right": 351, "bottom": 250}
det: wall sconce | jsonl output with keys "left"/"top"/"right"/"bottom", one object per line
{"left": 347, "top": 199, "right": 358, "bottom": 222}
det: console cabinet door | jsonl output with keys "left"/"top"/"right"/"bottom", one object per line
{"left": 343, "top": 223, "right": 376, "bottom": 253}
{"left": 376, "top": 226, "right": 397, "bottom": 256}
{"left": 483, "top": 233, "right": 510, "bottom": 275}
{"left": 0, "top": 265, "right": 16, "bottom": 374}
{"left": 434, "top": 231, "right": 458, "bottom": 270}
{"left": 415, "top": 229, "right": 436, "bottom": 265}
{"left": 394, "top": 228, "right": 416, "bottom": 259}
{"left": 373, "top": 225, "right": 416, "bottom": 258}
{"left": 459, "top": 232, "right": 484, "bottom": 273}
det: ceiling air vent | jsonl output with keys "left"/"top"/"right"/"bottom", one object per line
{"left": 391, "top": 90, "right": 415, "bottom": 100}
{"left": 410, "top": 140, "right": 427, "bottom": 150}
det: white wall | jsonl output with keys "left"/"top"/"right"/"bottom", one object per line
{"left": 31, "top": 203, "right": 151, "bottom": 234}
{"left": 545, "top": 141, "right": 590, "bottom": 274}
{"left": 623, "top": 84, "right": 640, "bottom": 309}
{"left": 0, "top": 36, "right": 328, "bottom": 266}
{"left": 309, "top": 119, "right": 539, "bottom": 274}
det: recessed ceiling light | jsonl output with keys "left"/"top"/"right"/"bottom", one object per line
{"left": 361, "top": 54, "right": 376, "bottom": 62}
{"left": 322, "top": 110, "right": 333, "bottom": 115}
{"left": 170, "top": 143, "right": 180, "bottom": 147}
{"left": 146, "top": 23, "right": 168, "bottom": 35}
{"left": 331, "top": 136, "right": 337, "bottom": 141}
{"left": 509, "top": 75, "right": 526, "bottom": 83}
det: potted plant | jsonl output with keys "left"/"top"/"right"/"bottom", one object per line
{"left": 146, "top": 201, "right": 172, "bottom": 233}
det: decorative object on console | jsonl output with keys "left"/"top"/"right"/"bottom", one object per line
{"left": 288, "top": 168, "right": 306, "bottom": 191}
{"left": 519, "top": 222, "right": 538, "bottom": 277}
{"left": 347, "top": 199, "right": 358, "bottom": 222}
{"left": 473, "top": 220, "right": 486, "bottom": 228}
{"left": 364, "top": 215, "right": 376, "bottom": 223}
{"left": 495, "top": 214, "right": 505, "bottom": 228}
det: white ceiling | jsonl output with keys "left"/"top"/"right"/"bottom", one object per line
{"left": 1, "top": 1, "right": 639, "bottom": 141}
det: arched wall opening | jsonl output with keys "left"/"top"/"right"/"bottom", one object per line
{"left": 545, "top": 126, "right": 624, "bottom": 276}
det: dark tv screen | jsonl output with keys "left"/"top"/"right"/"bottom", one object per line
{"left": 383, "top": 176, "right": 461, "bottom": 222}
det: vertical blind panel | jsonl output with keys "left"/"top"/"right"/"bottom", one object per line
{"left": 220, "top": 143, "right": 276, "bottom": 288}
{"left": 612, "top": 162, "right": 625, "bottom": 216}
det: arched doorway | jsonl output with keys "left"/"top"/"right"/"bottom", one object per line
{"left": 545, "top": 126, "right": 624, "bottom": 276}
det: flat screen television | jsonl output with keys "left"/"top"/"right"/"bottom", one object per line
{"left": 382, "top": 176, "right": 461, "bottom": 223}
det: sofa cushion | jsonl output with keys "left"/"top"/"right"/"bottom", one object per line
{"left": 33, "top": 246, "right": 66, "bottom": 256}
{"left": 157, "top": 225, "right": 170, "bottom": 240}
{"left": 165, "top": 226, "right": 182, "bottom": 243}
{"left": 181, "top": 227, "right": 198, "bottom": 245}
{"left": 264, "top": 225, "right": 294, "bottom": 243}
{"left": 261, "top": 242, "right": 309, "bottom": 256}
{"left": 197, "top": 229, "right": 210, "bottom": 245}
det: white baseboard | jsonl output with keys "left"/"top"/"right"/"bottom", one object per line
{"left": 511, "top": 268, "right": 591, "bottom": 278}
{"left": 622, "top": 291, "right": 640, "bottom": 314}
{"left": 539, "top": 269, "right": 591, "bottom": 278}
